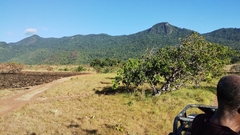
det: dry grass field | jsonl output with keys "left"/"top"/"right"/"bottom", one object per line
{"left": 23, "top": 65, "right": 95, "bottom": 73}
{"left": 0, "top": 73, "right": 217, "bottom": 135}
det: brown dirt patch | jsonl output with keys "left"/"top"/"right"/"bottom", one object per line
{"left": 0, "top": 72, "right": 89, "bottom": 115}
{"left": 0, "top": 71, "right": 86, "bottom": 89}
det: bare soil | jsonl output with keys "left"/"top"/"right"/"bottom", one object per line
{"left": 0, "top": 72, "right": 88, "bottom": 115}
{"left": 0, "top": 71, "right": 85, "bottom": 89}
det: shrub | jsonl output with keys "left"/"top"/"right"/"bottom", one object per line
{"left": 64, "top": 68, "right": 69, "bottom": 71}
{"left": 76, "top": 66, "right": 84, "bottom": 72}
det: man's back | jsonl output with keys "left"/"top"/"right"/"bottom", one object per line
{"left": 191, "top": 114, "right": 239, "bottom": 135}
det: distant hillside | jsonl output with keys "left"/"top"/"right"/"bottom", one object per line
{"left": 202, "top": 28, "right": 240, "bottom": 49}
{"left": 0, "top": 22, "right": 239, "bottom": 65}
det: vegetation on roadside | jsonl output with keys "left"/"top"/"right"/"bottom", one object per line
{"left": 113, "top": 33, "right": 234, "bottom": 96}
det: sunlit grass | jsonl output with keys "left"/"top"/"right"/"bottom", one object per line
{"left": 0, "top": 89, "right": 25, "bottom": 100}
{"left": 23, "top": 64, "right": 95, "bottom": 73}
{"left": 0, "top": 73, "right": 218, "bottom": 134}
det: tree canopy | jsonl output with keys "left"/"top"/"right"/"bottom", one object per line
{"left": 113, "top": 33, "right": 234, "bottom": 95}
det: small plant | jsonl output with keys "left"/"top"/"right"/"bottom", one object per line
{"left": 103, "top": 68, "right": 110, "bottom": 73}
{"left": 113, "top": 119, "right": 125, "bottom": 132}
{"left": 126, "top": 101, "right": 134, "bottom": 106}
{"left": 76, "top": 66, "right": 84, "bottom": 72}
{"left": 64, "top": 68, "right": 69, "bottom": 71}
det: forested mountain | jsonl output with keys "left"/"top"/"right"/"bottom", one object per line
{"left": 202, "top": 28, "right": 240, "bottom": 49}
{"left": 0, "top": 22, "right": 239, "bottom": 65}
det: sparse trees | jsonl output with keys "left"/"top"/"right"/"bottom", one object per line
{"left": 113, "top": 33, "right": 233, "bottom": 95}
{"left": 90, "top": 58, "right": 122, "bottom": 73}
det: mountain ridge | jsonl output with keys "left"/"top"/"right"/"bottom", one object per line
{"left": 0, "top": 22, "right": 239, "bottom": 65}
{"left": 2, "top": 22, "right": 240, "bottom": 44}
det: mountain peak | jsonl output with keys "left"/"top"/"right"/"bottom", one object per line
{"left": 148, "top": 22, "right": 173, "bottom": 34}
{"left": 14, "top": 35, "right": 41, "bottom": 46}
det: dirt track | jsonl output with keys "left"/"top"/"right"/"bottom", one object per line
{"left": 0, "top": 72, "right": 84, "bottom": 89}
{"left": 0, "top": 72, "right": 88, "bottom": 115}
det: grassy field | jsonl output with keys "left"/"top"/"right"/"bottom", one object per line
{"left": 0, "top": 73, "right": 218, "bottom": 135}
{"left": 23, "top": 64, "right": 95, "bottom": 73}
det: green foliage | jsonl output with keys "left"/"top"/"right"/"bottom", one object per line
{"left": 113, "top": 119, "right": 125, "bottom": 132}
{"left": 230, "top": 49, "right": 240, "bottom": 63}
{"left": 0, "top": 23, "right": 194, "bottom": 65}
{"left": 113, "top": 33, "right": 233, "bottom": 95}
{"left": 0, "top": 23, "right": 239, "bottom": 65}
{"left": 103, "top": 68, "right": 110, "bottom": 73}
{"left": 203, "top": 28, "right": 240, "bottom": 49}
{"left": 90, "top": 58, "right": 122, "bottom": 67}
{"left": 178, "top": 32, "right": 233, "bottom": 86}
{"left": 64, "top": 68, "right": 69, "bottom": 71}
{"left": 90, "top": 59, "right": 105, "bottom": 68}
{"left": 75, "top": 65, "right": 84, "bottom": 72}
{"left": 90, "top": 58, "right": 122, "bottom": 73}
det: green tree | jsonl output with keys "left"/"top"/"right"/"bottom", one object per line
{"left": 113, "top": 33, "right": 233, "bottom": 95}
{"left": 76, "top": 65, "right": 84, "bottom": 72}
{"left": 90, "top": 59, "right": 104, "bottom": 67}
{"left": 179, "top": 33, "right": 233, "bottom": 86}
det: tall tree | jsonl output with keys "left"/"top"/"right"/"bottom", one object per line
{"left": 113, "top": 33, "right": 234, "bottom": 95}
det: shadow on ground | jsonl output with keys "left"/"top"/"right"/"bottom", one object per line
{"left": 95, "top": 86, "right": 153, "bottom": 97}
{"left": 95, "top": 86, "right": 134, "bottom": 95}
{"left": 67, "top": 122, "right": 98, "bottom": 135}
{"left": 82, "top": 129, "right": 98, "bottom": 134}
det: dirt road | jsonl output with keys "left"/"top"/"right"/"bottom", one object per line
{"left": 0, "top": 76, "right": 73, "bottom": 115}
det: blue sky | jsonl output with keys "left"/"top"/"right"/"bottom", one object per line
{"left": 1, "top": 0, "right": 240, "bottom": 43}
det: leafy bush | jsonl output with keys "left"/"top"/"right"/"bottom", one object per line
{"left": 76, "top": 66, "right": 84, "bottom": 72}
{"left": 90, "top": 58, "right": 122, "bottom": 67}
{"left": 64, "top": 68, "right": 69, "bottom": 71}
{"left": 90, "top": 58, "right": 123, "bottom": 73}
{"left": 113, "top": 33, "right": 234, "bottom": 96}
